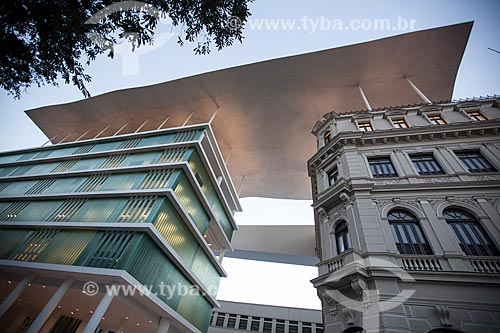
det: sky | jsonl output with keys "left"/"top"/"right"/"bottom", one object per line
{"left": 1, "top": 0, "right": 500, "bottom": 310}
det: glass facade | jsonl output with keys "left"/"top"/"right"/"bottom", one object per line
{"left": 0, "top": 127, "right": 235, "bottom": 332}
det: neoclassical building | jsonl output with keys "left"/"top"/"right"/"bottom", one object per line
{"left": 308, "top": 97, "right": 500, "bottom": 332}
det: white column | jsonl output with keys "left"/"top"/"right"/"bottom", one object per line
{"left": 357, "top": 85, "right": 372, "bottom": 111}
{"left": 406, "top": 77, "right": 432, "bottom": 104}
{"left": 27, "top": 278, "right": 74, "bottom": 333}
{"left": 218, "top": 249, "right": 226, "bottom": 264}
{"left": 157, "top": 317, "right": 171, "bottom": 333}
{"left": 0, "top": 274, "right": 35, "bottom": 318}
{"left": 114, "top": 318, "right": 127, "bottom": 333}
{"left": 82, "top": 290, "right": 114, "bottom": 333}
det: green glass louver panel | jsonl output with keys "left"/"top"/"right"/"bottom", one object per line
{"left": 47, "top": 146, "right": 79, "bottom": 158}
{"left": 9, "top": 165, "right": 35, "bottom": 176}
{"left": 45, "top": 177, "right": 87, "bottom": 194}
{"left": 0, "top": 154, "right": 22, "bottom": 164}
{"left": 38, "top": 230, "right": 95, "bottom": 265}
{"left": 100, "top": 154, "right": 127, "bottom": 168}
{"left": 51, "top": 160, "right": 78, "bottom": 173}
{"left": 0, "top": 228, "right": 214, "bottom": 331}
{"left": 75, "top": 174, "right": 109, "bottom": 192}
{"left": 0, "top": 166, "right": 17, "bottom": 177}
{"left": 25, "top": 179, "right": 57, "bottom": 195}
{"left": 0, "top": 180, "right": 38, "bottom": 196}
{"left": 68, "top": 157, "right": 107, "bottom": 171}
{"left": 116, "top": 196, "right": 158, "bottom": 223}
{"left": 139, "top": 169, "right": 178, "bottom": 189}
{"left": 118, "top": 138, "right": 142, "bottom": 149}
{"left": 173, "top": 129, "right": 203, "bottom": 142}
{"left": 9, "top": 229, "right": 59, "bottom": 262}
{"left": 23, "top": 162, "right": 61, "bottom": 176}
{"left": 158, "top": 147, "right": 189, "bottom": 163}
{"left": 81, "top": 231, "right": 134, "bottom": 268}
{"left": 122, "top": 234, "right": 213, "bottom": 332}
{"left": 47, "top": 199, "right": 87, "bottom": 222}
{"left": 16, "top": 152, "right": 38, "bottom": 161}
{"left": 187, "top": 150, "right": 234, "bottom": 240}
{"left": 152, "top": 200, "right": 222, "bottom": 291}
{"left": 89, "top": 141, "right": 122, "bottom": 153}
{"left": 72, "top": 144, "right": 96, "bottom": 155}
{"left": 13, "top": 201, "right": 64, "bottom": 221}
{"left": 0, "top": 202, "right": 29, "bottom": 220}
{"left": 100, "top": 173, "right": 143, "bottom": 191}
{"left": 174, "top": 173, "right": 210, "bottom": 234}
{"left": 0, "top": 182, "right": 9, "bottom": 192}
{"left": 0, "top": 229, "right": 27, "bottom": 257}
{"left": 121, "top": 151, "right": 160, "bottom": 167}
{"left": 33, "top": 150, "right": 52, "bottom": 159}
{"left": 137, "top": 133, "right": 176, "bottom": 147}
{"left": 68, "top": 198, "right": 125, "bottom": 222}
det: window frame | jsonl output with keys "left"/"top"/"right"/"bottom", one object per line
{"left": 465, "top": 109, "right": 487, "bottom": 121}
{"left": 425, "top": 113, "right": 447, "bottom": 125}
{"left": 388, "top": 210, "right": 433, "bottom": 255}
{"left": 326, "top": 164, "right": 339, "bottom": 187}
{"left": 368, "top": 156, "right": 398, "bottom": 178}
{"left": 390, "top": 117, "right": 409, "bottom": 129}
{"left": 444, "top": 209, "right": 499, "bottom": 256}
{"left": 356, "top": 120, "right": 374, "bottom": 132}
{"left": 410, "top": 153, "right": 445, "bottom": 175}
{"left": 335, "top": 221, "right": 351, "bottom": 254}
{"left": 455, "top": 151, "right": 496, "bottom": 173}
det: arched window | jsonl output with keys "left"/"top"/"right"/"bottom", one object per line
{"left": 335, "top": 221, "right": 351, "bottom": 254}
{"left": 444, "top": 209, "right": 499, "bottom": 256}
{"left": 388, "top": 210, "right": 433, "bottom": 255}
{"left": 323, "top": 130, "right": 332, "bottom": 144}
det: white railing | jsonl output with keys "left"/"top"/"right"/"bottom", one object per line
{"left": 401, "top": 256, "right": 443, "bottom": 271}
{"left": 468, "top": 258, "right": 500, "bottom": 273}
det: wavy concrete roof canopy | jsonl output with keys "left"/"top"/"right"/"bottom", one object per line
{"left": 27, "top": 22, "right": 472, "bottom": 200}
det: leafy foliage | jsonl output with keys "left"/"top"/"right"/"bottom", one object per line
{"left": 0, "top": 0, "right": 252, "bottom": 98}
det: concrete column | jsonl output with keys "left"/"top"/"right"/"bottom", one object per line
{"left": 82, "top": 290, "right": 114, "bottom": 333}
{"left": 27, "top": 278, "right": 74, "bottom": 333}
{"left": 476, "top": 198, "right": 500, "bottom": 237}
{"left": 0, "top": 274, "right": 35, "bottom": 318}
{"left": 75, "top": 313, "right": 92, "bottom": 333}
{"left": 418, "top": 200, "right": 460, "bottom": 255}
{"left": 393, "top": 150, "right": 416, "bottom": 176}
{"left": 39, "top": 308, "right": 61, "bottom": 333}
{"left": 157, "top": 317, "right": 171, "bottom": 333}
{"left": 320, "top": 217, "right": 332, "bottom": 260}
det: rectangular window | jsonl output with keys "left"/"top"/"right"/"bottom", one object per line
{"left": 239, "top": 316, "right": 249, "bottom": 330}
{"left": 251, "top": 317, "right": 261, "bottom": 331}
{"left": 466, "top": 110, "right": 487, "bottom": 121}
{"left": 427, "top": 114, "right": 446, "bottom": 125}
{"left": 303, "top": 322, "right": 312, "bottom": 333}
{"left": 263, "top": 318, "right": 273, "bottom": 333}
{"left": 411, "top": 154, "right": 444, "bottom": 175}
{"left": 215, "top": 312, "right": 226, "bottom": 327}
{"left": 276, "top": 320, "right": 285, "bottom": 333}
{"left": 289, "top": 321, "right": 299, "bottom": 333}
{"left": 315, "top": 324, "right": 324, "bottom": 333}
{"left": 227, "top": 314, "right": 237, "bottom": 328}
{"left": 357, "top": 121, "right": 373, "bottom": 132}
{"left": 327, "top": 166, "right": 338, "bottom": 186}
{"left": 391, "top": 118, "right": 409, "bottom": 128}
{"left": 368, "top": 157, "right": 397, "bottom": 178}
{"left": 456, "top": 151, "right": 496, "bottom": 173}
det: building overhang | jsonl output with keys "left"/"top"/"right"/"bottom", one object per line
{"left": 25, "top": 22, "right": 473, "bottom": 200}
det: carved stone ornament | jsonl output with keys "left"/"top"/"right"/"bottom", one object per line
{"left": 434, "top": 305, "right": 452, "bottom": 327}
